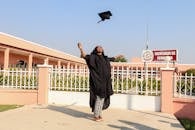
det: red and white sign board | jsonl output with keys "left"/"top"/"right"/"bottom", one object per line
{"left": 152, "top": 50, "right": 177, "bottom": 62}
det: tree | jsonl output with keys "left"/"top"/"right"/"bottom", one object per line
{"left": 185, "top": 69, "right": 195, "bottom": 76}
{"left": 114, "top": 55, "right": 127, "bottom": 62}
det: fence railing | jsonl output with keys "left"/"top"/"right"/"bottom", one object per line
{"left": 1, "top": 65, "right": 195, "bottom": 98}
{"left": 174, "top": 73, "right": 195, "bottom": 99}
{"left": 50, "top": 67, "right": 89, "bottom": 92}
{"left": 111, "top": 66, "right": 161, "bottom": 95}
{"left": 0, "top": 68, "right": 38, "bottom": 89}
{"left": 50, "top": 66, "right": 161, "bottom": 96}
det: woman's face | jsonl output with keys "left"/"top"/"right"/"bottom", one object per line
{"left": 96, "top": 46, "right": 104, "bottom": 54}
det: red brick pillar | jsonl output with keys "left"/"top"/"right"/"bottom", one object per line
{"left": 160, "top": 68, "right": 175, "bottom": 114}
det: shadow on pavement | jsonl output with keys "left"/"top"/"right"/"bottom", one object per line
{"left": 107, "top": 124, "right": 133, "bottom": 130}
{"left": 158, "top": 120, "right": 183, "bottom": 129}
{"left": 133, "top": 110, "right": 176, "bottom": 120}
{"left": 46, "top": 105, "right": 92, "bottom": 119}
{"left": 108, "top": 120, "right": 157, "bottom": 130}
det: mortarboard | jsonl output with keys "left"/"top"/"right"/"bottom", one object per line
{"left": 98, "top": 11, "right": 112, "bottom": 23}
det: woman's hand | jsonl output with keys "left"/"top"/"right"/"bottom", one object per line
{"left": 77, "top": 42, "right": 86, "bottom": 58}
{"left": 77, "top": 42, "right": 83, "bottom": 50}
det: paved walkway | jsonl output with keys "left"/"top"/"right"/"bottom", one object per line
{"left": 0, "top": 105, "right": 184, "bottom": 130}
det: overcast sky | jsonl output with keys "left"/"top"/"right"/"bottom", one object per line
{"left": 1, "top": 0, "right": 195, "bottom": 64}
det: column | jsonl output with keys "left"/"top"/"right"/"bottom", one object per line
{"left": 28, "top": 53, "right": 33, "bottom": 71}
{"left": 44, "top": 57, "right": 49, "bottom": 65}
{"left": 4, "top": 48, "right": 10, "bottom": 69}
{"left": 57, "top": 60, "right": 61, "bottom": 68}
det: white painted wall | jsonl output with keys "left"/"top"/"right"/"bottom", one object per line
{"left": 48, "top": 91, "right": 161, "bottom": 111}
{"left": 110, "top": 94, "right": 160, "bottom": 111}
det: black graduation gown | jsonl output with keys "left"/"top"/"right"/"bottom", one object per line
{"left": 84, "top": 54, "right": 114, "bottom": 112}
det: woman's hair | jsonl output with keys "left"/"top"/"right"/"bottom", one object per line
{"left": 91, "top": 46, "right": 105, "bottom": 56}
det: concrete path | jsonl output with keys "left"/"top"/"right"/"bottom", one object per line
{"left": 0, "top": 105, "right": 184, "bottom": 130}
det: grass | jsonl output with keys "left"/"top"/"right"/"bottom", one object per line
{"left": 178, "top": 118, "right": 195, "bottom": 130}
{"left": 0, "top": 105, "right": 23, "bottom": 112}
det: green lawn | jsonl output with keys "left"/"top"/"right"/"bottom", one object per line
{"left": 179, "top": 118, "right": 195, "bottom": 130}
{"left": 0, "top": 105, "right": 23, "bottom": 112}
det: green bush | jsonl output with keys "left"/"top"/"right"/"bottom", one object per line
{"left": 179, "top": 118, "right": 195, "bottom": 130}
{"left": 185, "top": 69, "right": 195, "bottom": 76}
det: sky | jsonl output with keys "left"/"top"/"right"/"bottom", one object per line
{"left": 0, "top": 0, "right": 195, "bottom": 64}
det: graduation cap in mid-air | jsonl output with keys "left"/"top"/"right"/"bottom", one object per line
{"left": 97, "top": 11, "right": 112, "bottom": 23}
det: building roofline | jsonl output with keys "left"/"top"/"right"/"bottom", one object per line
{"left": 0, "top": 32, "right": 85, "bottom": 64}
